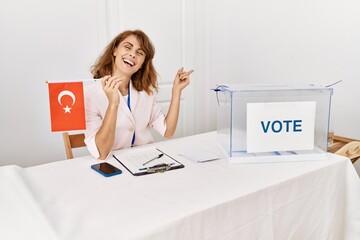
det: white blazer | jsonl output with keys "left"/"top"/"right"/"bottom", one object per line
{"left": 84, "top": 81, "right": 166, "bottom": 159}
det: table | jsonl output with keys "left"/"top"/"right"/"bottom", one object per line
{"left": 1, "top": 132, "right": 360, "bottom": 240}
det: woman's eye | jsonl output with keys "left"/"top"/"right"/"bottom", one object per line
{"left": 137, "top": 51, "right": 144, "bottom": 56}
{"left": 125, "top": 45, "right": 131, "bottom": 50}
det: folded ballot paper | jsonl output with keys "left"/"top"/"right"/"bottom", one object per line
{"left": 180, "top": 149, "right": 221, "bottom": 163}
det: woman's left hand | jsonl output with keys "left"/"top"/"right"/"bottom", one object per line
{"left": 172, "top": 67, "right": 194, "bottom": 94}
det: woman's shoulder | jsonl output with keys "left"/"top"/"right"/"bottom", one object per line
{"left": 84, "top": 80, "right": 105, "bottom": 102}
{"left": 85, "top": 80, "right": 102, "bottom": 93}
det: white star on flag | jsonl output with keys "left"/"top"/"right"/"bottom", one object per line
{"left": 63, "top": 105, "right": 72, "bottom": 113}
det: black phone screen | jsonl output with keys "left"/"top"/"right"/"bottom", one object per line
{"left": 91, "top": 163, "right": 122, "bottom": 176}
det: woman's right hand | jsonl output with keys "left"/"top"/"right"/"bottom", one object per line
{"left": 101, "top": 75, "right": 123, "bottom": 106}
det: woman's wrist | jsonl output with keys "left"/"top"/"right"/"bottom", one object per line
{"left": 172, "top": 88, "right": 182, "bottom": 98}
{"left": 108, "top": 100, "right": 120, "bottom": 109}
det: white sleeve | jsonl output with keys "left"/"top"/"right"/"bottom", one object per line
{"left": 83, "top": 85, "right": 102, "bottom": 159}
{"left": 149, "top": 94, "right": 167, "bottom": 136}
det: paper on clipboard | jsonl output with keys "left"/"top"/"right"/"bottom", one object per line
{"left": 112, "top": 146, "right": 184, "bottom": 176}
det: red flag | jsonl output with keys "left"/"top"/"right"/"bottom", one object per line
{"left": 48, "top": 82, "right": 86, "bottom": 132}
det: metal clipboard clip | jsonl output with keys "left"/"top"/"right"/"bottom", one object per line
{"left": 146, "top": 163, "right": 172, "bottom": 174}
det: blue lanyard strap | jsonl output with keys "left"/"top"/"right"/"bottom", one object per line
{"left": 127, "top": 87, "right": 131, "bottom": 111}
{"left": 127, "top": 87, "right": 135, "bottom": 146}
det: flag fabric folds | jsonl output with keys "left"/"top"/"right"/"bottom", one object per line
{"left": 48, "top": 82, "right": 86, "bottom": 132}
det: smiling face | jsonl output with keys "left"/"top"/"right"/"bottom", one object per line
{"left": 112, "top": 34, "right": 146, "bottom": 77}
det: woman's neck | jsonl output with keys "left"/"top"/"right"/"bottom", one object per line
{"left": 119, "top": 78, "right": 131, "bottom": 96}
{"left": 112, "top": 69, "right": 131, "bottom": 95}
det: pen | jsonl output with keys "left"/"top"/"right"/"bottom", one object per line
{"left": 142, "top": 153, "right": 164, "bottom": 166}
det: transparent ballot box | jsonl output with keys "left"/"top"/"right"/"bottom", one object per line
{"left": 214, "top": 84, "right": 333, "bottom": 163}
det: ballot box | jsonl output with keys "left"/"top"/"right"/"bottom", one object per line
{"left": 214, "top": 84, "right": 333, "bottom": 163}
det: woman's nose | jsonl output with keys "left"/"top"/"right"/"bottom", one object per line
{"left": 129, "top": 51, "right": 136, "bottom": 58}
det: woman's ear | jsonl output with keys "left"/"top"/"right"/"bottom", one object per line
{"left": 113, "top": 47, "right": 117, "bottom": 57}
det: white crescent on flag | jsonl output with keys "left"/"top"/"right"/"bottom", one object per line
{"left": 58, "top": 90, "right": 76, "bottom": 106}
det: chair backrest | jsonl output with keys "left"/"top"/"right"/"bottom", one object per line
{"left": 328, "top": 135, "right": 358, "bottom": 154}
{"left": 63, "top": 132, "right": 86, "bottom": 159}
{"left": 335, "top": 141, "right": 360, "bottom": 163}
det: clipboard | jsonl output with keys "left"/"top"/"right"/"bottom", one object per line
{"left": 112, "top": 147, "right": 184, "bottom": 176}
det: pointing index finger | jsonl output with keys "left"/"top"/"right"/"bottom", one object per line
{"left": 186, "top": 70, "right": 194, "bottom": 75}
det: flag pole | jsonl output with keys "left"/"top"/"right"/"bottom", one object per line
{"left": 45, "top": 79, "right": 99, "bottom": 84}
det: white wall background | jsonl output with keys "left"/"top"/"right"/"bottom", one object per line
{"left": 0, "top": 0, "right": 99, "bottom": 167}
{"left": 200, "top": 0, "right": 360, "bottom": 139}
{"left": 1, "top": 0, "right": 359, "bottom": 167}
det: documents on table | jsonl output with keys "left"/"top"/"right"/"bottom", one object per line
{"left": 112, "top": 147, "right": 184, "bottom": 176}
{"left": 180, "top": 149, "right": 221, "bottom": 163}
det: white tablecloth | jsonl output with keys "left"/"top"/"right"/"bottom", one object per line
{"left": 1, "top": 132, "right": 359, "bottom": 240}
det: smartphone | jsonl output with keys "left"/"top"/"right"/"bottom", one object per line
{"left": 91, "top": 162, "right": 122, "bottom": 177}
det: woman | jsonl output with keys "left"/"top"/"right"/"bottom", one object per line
{"left": 84, "top": 30, "right": 193, "bottom": 159}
